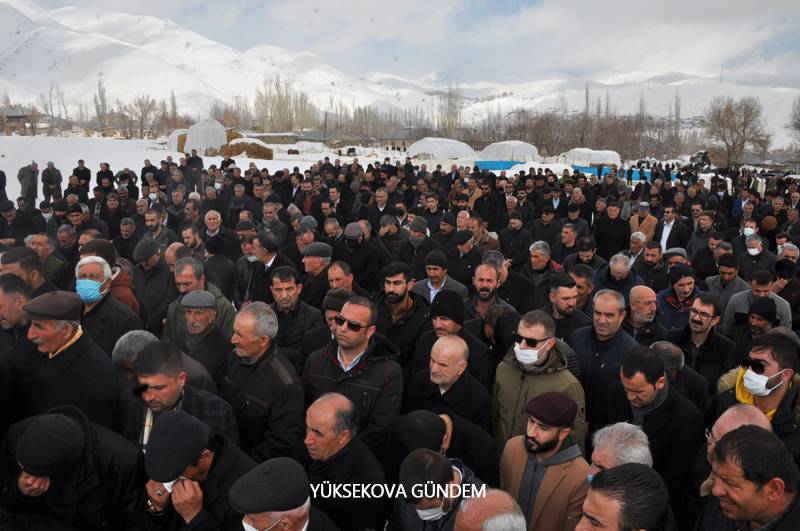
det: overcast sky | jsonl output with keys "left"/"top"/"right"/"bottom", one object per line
{"left": 36, "top": 0, "right": 800, "bottom": 85}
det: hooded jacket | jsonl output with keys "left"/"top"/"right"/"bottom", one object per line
{"left": 304, "top": 334, "right": 403, "bottom": 455}
{"left": 492, "top": 340, "right": 586, "bottom": 449}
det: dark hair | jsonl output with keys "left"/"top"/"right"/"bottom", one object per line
{"left": 256, "top": 231, "right": 280, "bottom": 253}
{"left": 621, "top": 346, "right": 665, "bottom": 384}
{"left": 717, "top": 253, "right": 739, "bottom": 269}
{"left": 344, "top": 296, "right": 378, "bottom": 327}
{"left": 708, "top": 231, "right": 723, "bottom": 240}
{"left": 132, "top": 340, "right": 184, "bottom": 377}
{"left": 519, "top": 310, "right": 555, "bottom": 336}
{"left": 80, "top": 239, "right": 116, "bottom": 267}
{"left": 589, "top": 463, "right": 669, "bottom": 531}
{"left": 382, "top": 261, "right": 412, "bottom": 282}
{"left": 644, "top": 241, "right": 662, "bottom": 251}
{"left": 329, "top": 260, "right": 352, "bottom": 276}
{"left": 568, "top": 263, "right": 595, "bottom": 282}
{"left": 399, "top": 449, "right": 455, "bottom": 503}
{"left": 0, "top": 247, "right": 42, "bottom": 274}
{"left": 695, "top": 292, "right": 722, "bottom": 317}
{"left": 180, "top": 222, "right": 199, "bottom": 235}
{"left": 269, "top": 265, "right": 300, "bottom": 286}
{"left": 751, "top": 270, "right": 775, "bottom": 286}
{"left": 549, "top": 272, "right": 576, "bottom": 292}
{"left": 750, "top": 334, "right": 799, "bottom": 372}
{"left": 713, "top": 425, "right": 799, "bottom": 493}
{"left": 0, "top": 273, "right": 33, "bottom": 299}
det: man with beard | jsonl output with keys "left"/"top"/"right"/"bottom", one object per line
{"left": 410, "top": 249, "right": 468, "bottom": 304}
{"left": 375, "top": 262, "right": 432, "bottom": 372}
{"left": 499, "top": 391, "right": 589, "bottom": 531}
{"left": 730, "top": 297, "right": 779, "bottom": 365}
{"left": 656, "top": 264, "right": 701, "bottom": 330}
{"left": 622, "top": 285, "right": 667, "bottom": 346}
{"left": 722, "top": 270, "right": 792, "bottom": 336}
{"left": 568, "top": 264, "right": 596, "bottom": 315}
{"left": 668, "top": 293, "right": 736, "bottom": 394}
{"left": 543, "top": 272, "right": 591, "bottom": 346}
{"left": 706, "top": 253, "right": 750, "bottom": 318}
{"left": 468, "top": 263, "right": 515, "bottom": 319}
{"left": 562, "top": 237, "right": 608, "bottom": 271}
{"left": 634, "top": 241, "right": 667, "bottom": 285}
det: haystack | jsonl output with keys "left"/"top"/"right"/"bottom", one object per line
{"left": 219, "top": 143, "right": 247, "bottom": 157}
{"left": 245, "top": 143, "right": 274, "bottom": 160}
{"left": 226, "top": 129, "right": 243, "bottom": 143}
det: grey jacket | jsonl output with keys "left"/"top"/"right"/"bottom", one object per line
{"left": 722, "top": 290, "right": 792, "bottom": 336}
{"left": 706, "top": 274, "right": 750, "bottom": 321}
{"left": 411, "top": 275, "right": 469, "bottom": 304}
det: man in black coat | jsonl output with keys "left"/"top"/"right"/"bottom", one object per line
{"left": 0, "top": 200, "right": 35, "bottom": 248}
{"left": 653, "top": 204, "right": 690, "bottom": 250}
{"left": 229, "top": 457, "right": 341, "bottom": 531}
{"left": 598, "top": 346, "right": 704, "bottom": 511}
{"left": 405, "top": 335, "right": 491, "bottom": 433}
{"left": 300, "top": 242, "right": 331, "bottom": 309}
{"left": 246, "top": 231, "right": 296, "bottom": 305}
{"left": 305, "top": 393, "right": 389, "bottom": 531}
{"left": 0, "top": 406, "right": 144, "bottom": 530}
{"left": 542, "top": 272, "right": 592, "bottom": 342}
{"left": 143, "top": 410, "right": 255, "bottom": 530}
{"left": 202, "top": 210, "right": 241, "bottom": 261}
{"left": 270, "top": 266, "right": 325, "bottom": 373}
{"left": 222, "top": 303, "right": 305, "bottom": 462}
{"left": 375, "top": 262, "right": 432, "bottom": 371}
{"left": 304, "top": 297, "right": 403, "bottom": 456}
{"left": 593, "top": 200, "right": 631, "bottom": 260}
{"left": 445, "top": 230, "right": 482, "bottom": 288}
{"left": 21, "top": 291, "right": 120, "bottom": 431}
{"left": 340, "top": 222, "right": 381, "bottom": 293}
{"left": 498, "top": 212, "right": 534, "bottom": 270}
{"left": 76, "top": 256, "right": 142, "bottom": 356}
{"left": 203, "top": 235, "right": 237, "bottom": 303}
{"left": 397, "top": 217, "right": 443, "bottom": 281}
{"left": 133, "top": 239, "right": 174, "bottom": 336}
{"left": 181, "top": 290, "right": 231, "bottom": 385}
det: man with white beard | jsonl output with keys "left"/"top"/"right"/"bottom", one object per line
{"left": 621, "top": 285, "right": 668, "bottom": 346}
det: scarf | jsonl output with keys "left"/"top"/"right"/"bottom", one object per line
{"left": 631, "top": 379, "right": 669, "bottom": 426}
{"left": 518, "top": 444, "right": 583, "bottom": 520}
{"left": 665, "top": 290, "right": 694, "bottom": 312}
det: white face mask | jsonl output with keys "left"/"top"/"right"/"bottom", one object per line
{"left": 717, "top": 191, "right": 725, "bottom": 197}
{"left": 743, "top": 368, "right": 786, "bottom": 397}
{"left": 246, "top": 255, "right": 258, "bottom": 263}
{"left": 242, "top": 518, "right": 281, "bottom": 531}
{"left": 416, "top": 499, "right": 446, "bottom": 522}
{"left": 514, "top": 342, "right": 543, "bottom": 365}
{"left": 162, "top": 479, "right": 177, "bottom": 493}
{"left": 43, "top": 212, "right": 53, "bottom": 221}
{"left": 743, "top": 227, "right": 756, "bottom": 237}
{"left": 747, "top": 248, "right": 760, "bottom": 256}
{"left": 149, "top": 192, "right": 157, "bottom": 200}
{"left": 778, "top": 245, "right": 785, "bottom": 256}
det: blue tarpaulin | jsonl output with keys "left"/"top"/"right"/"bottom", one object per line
{"left": 475, "top": 160, "right": 524, "bottom": 170}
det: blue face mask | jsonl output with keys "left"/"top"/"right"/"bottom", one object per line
{"left": 587, "top": 473, "right": 594, "bottom": 483}
{"left": 76, "top": 279, "right": 104, "bottom": 303}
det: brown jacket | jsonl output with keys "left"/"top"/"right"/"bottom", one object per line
{"left": 500, "top": 436, "right": 588, "bottom": 531}
{"left": 111, "top": 267, "right": 140, "bottom": 314}
{"left": 630, "top": 213, "right": 658, "bottom": 242}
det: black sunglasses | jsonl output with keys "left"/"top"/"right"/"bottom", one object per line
{"left": 514, "top": 333, "right": 551, "bottom": 346}
{"left": 741, "top": 357, "right": 767, "bottom": 375}
{"left": 333, "top": 314, "right": 368, "bottom": 332}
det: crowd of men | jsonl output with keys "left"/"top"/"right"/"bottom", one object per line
{"left": 0, "top": 153, "right": 799, "bottom": 530}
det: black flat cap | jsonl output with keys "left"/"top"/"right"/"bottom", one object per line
{"left": 205, "top": 235, "right": 225, "bottom": 255}
{"left": 67, "top": 204, "right": 82, "bottom": 215}
{"left": 145, "top": 411, "right": 209, "bottom": 482}
{"left": 0, "top": 200, "right": 14, "bottom": 212}
{"left": 440, "top": 212, "right": 455, "bottom": 226}
{"left": 133, "top": 238, "right": 160, "bottom": 263}
{"left": 229, "top": 457, "right": 310, "bottom": 514}
{"left": 454, "top": 230, "right": 473, "bottom": 245}
{"left": 301, "top": 242, "right": 332, "bottom": 258}
{"left": 542, "top": 205, "right": 555, "bottom": 214}
{"left": 235, "top": 220, "right": 255, "bottom": 231}
{"left": 17, "top": 413, "right": 85, "bottom": 477}
{"left": 23, "top": 291, "right": 82, "bottom": 322}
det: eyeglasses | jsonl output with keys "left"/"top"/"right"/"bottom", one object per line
{"left": 689, "top": 308, "right": 713, "bottom": 320}
{"left": 514, "top": 333, "right": 551, "bottom": 346}
{"left": 333, "top": 314, "right": 368, "bottom": 332}
{"left": 741, "top": 357, "right": 767, "bottom": 375}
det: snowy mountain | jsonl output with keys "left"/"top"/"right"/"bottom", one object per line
{"left": 0, "top": 0, "right": 798, "bottom": 146}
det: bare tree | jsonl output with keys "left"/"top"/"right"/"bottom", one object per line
{"left": 790, "top": 96, "right": 800, "bottom": 142}
{"left": 128, "top": 94, "right": 157, "bottom": 138}
{"left": 93, "top": 78, "right": 108, "bottom": 130}
{"left": 437, "top": 83, "right": 463, "bottom": 138}
{"left": 704, "top": 96, "right": 771, "bottom": 166}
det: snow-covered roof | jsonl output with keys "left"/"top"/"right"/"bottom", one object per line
{"left": 408, "top": 137, "right": 475, "bottom": 160}
{"left": 478, "top": 140, "right": 540, "bottom": 161}
{"left": 184, "top": 119, "right": 226, "bottom": 153}
{"left": 167, "top": 128, "right": 188, "bottom": 152}
{"left": 558, "top": 148, "right": 621, "bottom": 166}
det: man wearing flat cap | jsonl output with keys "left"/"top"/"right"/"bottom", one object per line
{"left": 500, "top": 391, "right": 589, "bottom": 531}
{"left": 446, "top": 229, "right": 483, "bottom": 288}
{"left": 411, "top": 249, "right": 468, "bottom": 304}
{"left": 203, "top": 233, "right": 238, "bottom": 303}
{"left": 397, "top": 216, "right": 443, "bottom": 281}
{"left": 378, "top": 214, "right": 408, "bottom": 259}
{"left": 143, "top": 410, "right": 255, "bottom": 529}
{"left": 229, "top": 457, "right": 340, "bottom": 530}
{"left": 630, "top": 201, "right": 657, "bottom": 242}
{"left": 133, "top": 237, "right": 174, "bottom": 336}
{"left": 300, "top": 242, "right": 332, "bottom": 308}
{"left": 0, "top": 406, "right": 144, "bottom": 530}
{"left": 499, "top": 211, "right": 534, "bottom": 271}
{"left": 181, "top": 289, "right": 230, "bottom": 385}
{"left": 21, "top": 290, "right": 120, "bottom": 430}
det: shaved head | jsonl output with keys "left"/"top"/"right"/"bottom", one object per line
{"left": 630, "top": 285, "right": 656, "bottom": 300}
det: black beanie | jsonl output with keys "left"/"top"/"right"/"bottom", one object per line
{"left": 429, "top": 290, "right": 465, "bottom": 325}
{"left": 749, "top": 297, "right": 778, "bottom": 325}
{"left": 425, "top": 249, "right": 448, "bottom": 269}
{"left": 17, "top": 414, "right": 85, "bottom": 477}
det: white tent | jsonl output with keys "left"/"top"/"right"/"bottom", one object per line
{"left": 408, "top": 137, "right": 475, "bottom": 160}
{"left": 559, "top": 148, "right": 621, "bottom": 167}
{"left": 184, "top": 119, "right": 227, "bottom": 154}
{"left": 479, "top": 140, "right": 540, "bottom": 161}
{"left": 167, "top": 128, "right": 188, "bottom": 152}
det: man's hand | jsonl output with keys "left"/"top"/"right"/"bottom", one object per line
{"left": 0, "top": 238, "right": 16, "bottom": 246}
{"left": 18, "top": 472, "right": 50, "bottom": 497}
{"left": 172, "top": 479, "right": 203, "bottom": 524}
{"left": 772, "top": 278, "right": 788, "bottom": 293}
{"left": 145, "top": 479, "right": 171, "bottom": 512}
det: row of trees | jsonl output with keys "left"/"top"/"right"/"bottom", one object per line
{"left": 12, "top": 76, "right": 800, "bottom": 166}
